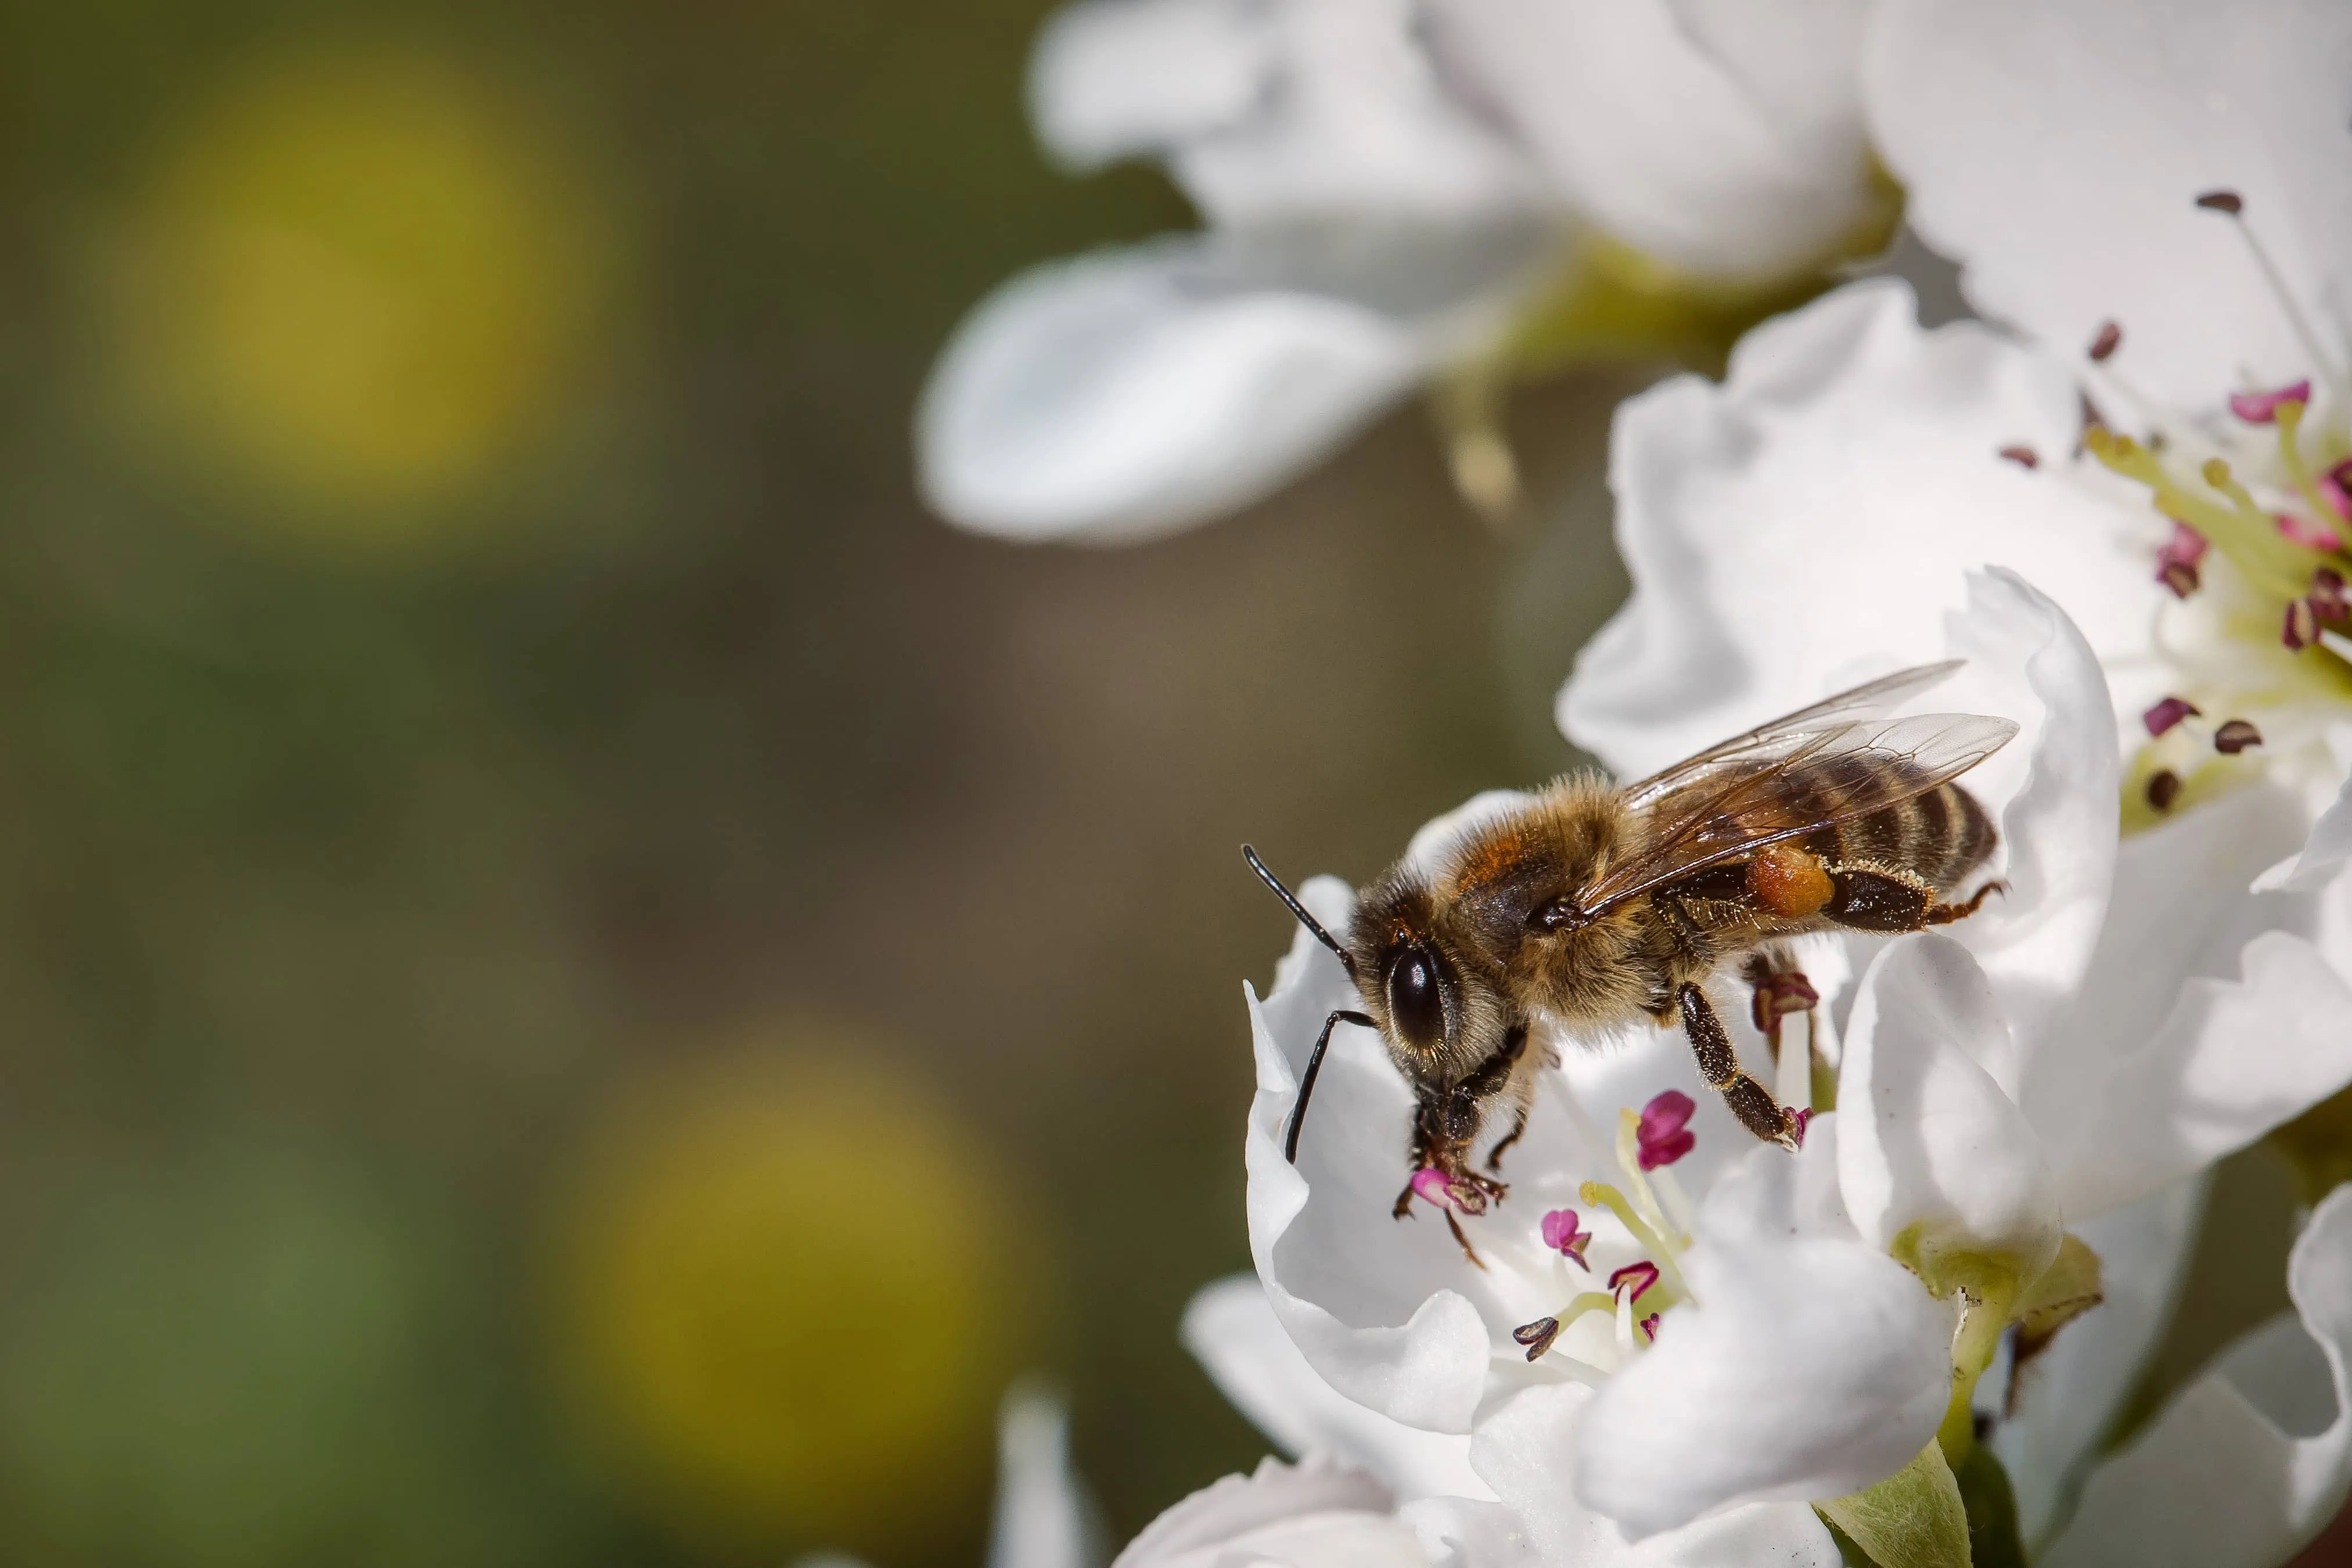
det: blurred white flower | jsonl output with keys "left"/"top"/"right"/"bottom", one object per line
{"left": 988, "top": 1387, "right": 1103, "bottom": 1568}
{"left": 918, "top": 0, "right": 1889, "bottom": 544}
{"left": 1224, "top": 574, "right": 2352, "bottom": 1557}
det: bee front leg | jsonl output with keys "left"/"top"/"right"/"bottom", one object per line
{"left": 1678, "top": 982, "right": 1796, "bottom": 1146}
{"left": 1484, "top": 1105, "right": 1530, "bottom": 1173}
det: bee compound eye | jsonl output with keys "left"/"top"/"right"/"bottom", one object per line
{"left": 1386, "top": 947, "right": 1447, "bottom": 1050}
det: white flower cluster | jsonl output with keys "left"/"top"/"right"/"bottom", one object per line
{"left": 947, "top": 0, "right": 2352, "bottom": 1564}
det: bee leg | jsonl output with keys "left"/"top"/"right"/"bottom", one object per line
{"left": 1924, "top": 879, "right": 2008, "bottom": 926}
{"left": 1825, "top": 866, "right": 2005, "bottom": 932}
{"left": 1678, "top": 981, "right": 1796, "bottom": 1146}
{"left": 1741, "top": 952, "right": 1819, "bottom": 1064}
{"left": 1443, "top": 1210, "right": 1488, "bottom": 1271}
{"left": 1484, "top": 1107, "right": 1530, "bottom": 1173}
{"left": 1393, "top": 1181, "right": 1416, "bottom": 1220}
{"left": 1286, "top": 1009, "right": 1378, "bottom": 1163}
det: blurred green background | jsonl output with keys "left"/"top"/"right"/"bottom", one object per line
{"left": 0, "top": 4, "right": 2314, "bottom": 1566}
{"left": 0, "top": 3, "right": 1637, "bottom": 1563}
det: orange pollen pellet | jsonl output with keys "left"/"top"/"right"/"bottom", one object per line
{"left": 1746, "top": 842, "right": 1833, "bottom": 919}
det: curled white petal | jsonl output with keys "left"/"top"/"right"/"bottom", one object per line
{"left": 1933, "top": 568, "right": 2120, "bottom": 1074}
{"left": 2256, "top": 769, "right": 2352, "bottom": 896}
{"left": 1181, "top": 1274, "right": 1491, "bottom": 1502}
{"left": 2041, "top": 1184, "right": 2352, "bottom": 1567}
{"left": 1242, "top": 880, "right": 1499, "bottom": 1434}
{"left": 1112, "top": 1454, "right": 1429, "bottom": 1568}
{"left": 1837, "top": 933, "right": 2062, "bottom": 1282}
{"left": 1560, "top": 279, "right": 2161, "bottom": 782}
{"left": 1471, "top": 1382, "right": 1840, "bottom": 1565}
{"left": 1572, "top": 1121, "right": 1955, "bottom": 1537}
{"left": 2027, "top": 784, "right": 2352, "bottom": 1218}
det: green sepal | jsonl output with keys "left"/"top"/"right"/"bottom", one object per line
{"left": 1953, "top": 1443, "right": 2026, "bottom": 1568}
{"left": 1817, "top": 1440, "right": 1973, "bottom": 1568}
{"left": 2013, "top": 1232, "right": 2103, "bottom": 1361}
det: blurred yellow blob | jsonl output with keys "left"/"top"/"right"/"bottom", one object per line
{"left": 551, "top": 1039, "right": 1036, "bottom": 1558}
{"left": 106, "top": 43, "right": 616, "bottom": 536}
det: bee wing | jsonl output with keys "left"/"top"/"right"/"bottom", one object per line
{"left": 1576, "top": 710, "right": 2019, "bottom": 917}
{"left": 1617, "top": 661, "right": 1968, "bottom": 815}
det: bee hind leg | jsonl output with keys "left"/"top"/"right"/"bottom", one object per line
{"left": 1825, "top": 865, "right": 2007, "bottom": 932}
{"left": 1925, "top": 879, "right": 2007, "bottom": 926}
{"left": 1678, "top": 982, "right": 1797, "bottom": 1147}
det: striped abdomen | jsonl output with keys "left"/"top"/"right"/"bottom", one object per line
{"left": 1796, "top": 758, "right": 1998, "bottom": 892}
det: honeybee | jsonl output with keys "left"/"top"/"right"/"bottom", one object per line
{"left": 1245, "top": 661, "right": 2014, "bottom": 1256}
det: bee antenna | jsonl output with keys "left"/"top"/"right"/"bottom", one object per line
{"left": 1242, "top": 845, "right": 1357, "bottom": 979}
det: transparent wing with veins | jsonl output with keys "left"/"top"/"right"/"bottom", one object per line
{"left": 1577, "top": 665, "right": 2017, "bottom": 918}
{"left": 1615, "top": 661, "right": 1967, "bottom": 816}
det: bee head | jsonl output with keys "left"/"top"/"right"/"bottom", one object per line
{"left": 1346, "top": 872, "right": 1519, "bottom": 1091}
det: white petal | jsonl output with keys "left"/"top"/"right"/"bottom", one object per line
{"left": 1113, "top": 1455, "right": 1428, "bottom": 1568}
{"left": 1181, "top": 1274, "right": 1492, "bottom": 1502}
{"left": 1933, "top": 569, "right": 2120, "bottom": 1070}
{"left": 1573, "top": 1124, "right": 1955, "bottom": 1537}
{"left": 1837, "top": 934, "right": 2063, "bottom": 1284}
{"left": 1395, "top": 1495, "right": 1547, "bottom": 1568}
{"left": 2025, "top": 783, "right": 2352, "bottom": 1218}
{"left": 2041, "top": 1184, "right": 2352, "bottom": 1568}
{"left": 1867, "top": 0, "right": 2352, "bottom": 411}
{"left": 1171, "top": 0, "right": 1545, "bottom": 225}
{"left": 1029, "top": 0, "right": 1269, "bottom": 170}
{"left": 919, "top": 231, "right": 1550, "bottom": 542}
{"left": 988, "top": 1388, "right": 1103, "bottom": 1568}
{"left": 1470, "top": 1383, "right": 1839, "bottom": 1566}
{"left": 1560, "top": 280, "right": 2162, "bottom": 782}
{"left": 2051, "top": 929, "right": 2352, "bottom": 1220}
{"left": 1422, "top": 0, "right": 1878, "bottom": 282}
{"left": 2256, "top": 769, "right": 2352, "bottom": 894}
{"left": 1242, "top": 879, "right": 1508, "bottom": 1436}
{"left": 1991, "top": 1175, "right": 2209, "bottom": 1552}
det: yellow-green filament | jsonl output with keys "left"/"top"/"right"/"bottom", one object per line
{"left": 1613, "top": 1109, "right": 1686, "bottom": 1251}
{"left": 1580, "top": 1180, "right": 1691, "bottom": 1304}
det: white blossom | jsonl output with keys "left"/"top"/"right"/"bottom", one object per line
{"left": 1223, "top": 573, "right": 2352, "bottom": 1554}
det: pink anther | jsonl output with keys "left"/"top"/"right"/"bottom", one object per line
{"left": 2229, "top": 380, "right": 2311, "bottom": 423}
{"left": 1540, "top": 1208, "right": 1594, "bottom": 1269}
{"left": 1635, "top": 1091, "right": 1697, "bottom": 1170}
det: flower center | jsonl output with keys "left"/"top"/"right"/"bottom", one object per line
{"left": 1513, "top": 1090, "right": 1695, "bottom": 1371}
{"left": 2056, "top": 191, "right": 2352, "bottom": 827}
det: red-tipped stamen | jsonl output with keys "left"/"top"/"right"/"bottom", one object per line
{"left": 1540, "top": 1207, "right": 1594, "bottom": 1269}
{"left": 2143, "top": 696, "right": 2201, "bottom": 737}
{"left": 1608, "top": 1260, "right": 1660, "bottom": 1303}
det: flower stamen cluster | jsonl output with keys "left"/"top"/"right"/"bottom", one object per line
{"left": 1513, "top": 1091, "right": 1697, "bottom": 1368}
